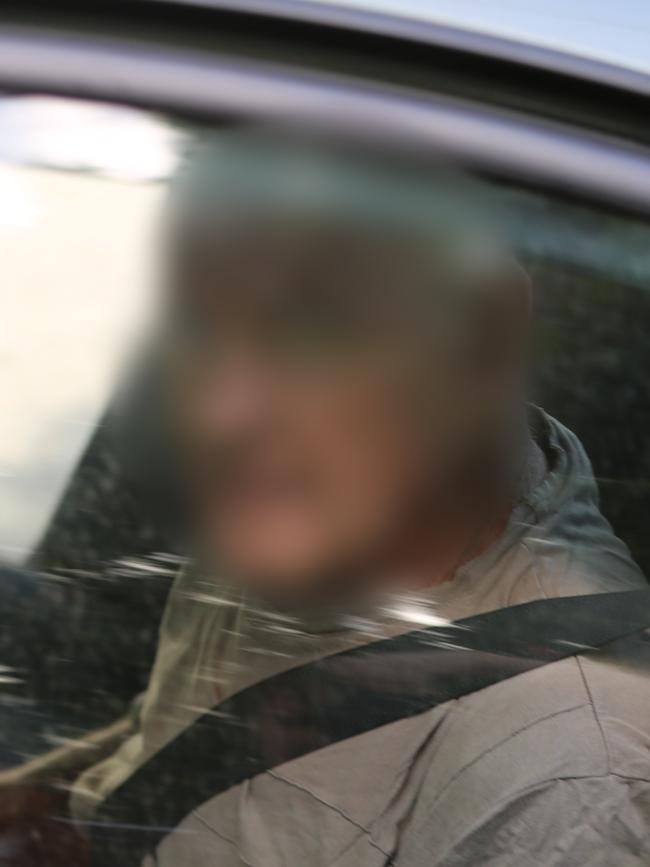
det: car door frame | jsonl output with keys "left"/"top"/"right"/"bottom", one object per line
{"left": 0, "top": 0, "right": 650, "bottom": 218}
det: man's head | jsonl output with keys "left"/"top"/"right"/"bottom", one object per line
{"left": 166, "top": 132, "right": 531, "bottom": 599}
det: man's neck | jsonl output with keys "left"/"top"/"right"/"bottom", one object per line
{"left": 383, "top": 488, "right": 512, "bottom": 591}
{"left": 380, "top": 425, "right": 541, "bottom": 591}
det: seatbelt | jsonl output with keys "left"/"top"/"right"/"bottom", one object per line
{"left": 90, "top": 589, "right": 650, "bottom": 865}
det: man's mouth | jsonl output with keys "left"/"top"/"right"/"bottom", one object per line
{"left": 213, "top": 468, "right": 312, "bottom": 516}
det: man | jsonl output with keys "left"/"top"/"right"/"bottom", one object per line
{"left": 8, "top": 132, "right": 650, "bottom": 864}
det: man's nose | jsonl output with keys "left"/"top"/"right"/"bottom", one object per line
{"left": 200, "top": 352, "right": 274, "bottom": 437}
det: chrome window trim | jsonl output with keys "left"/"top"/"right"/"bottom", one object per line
{"left": 1, "top": 26, "right": 650, "bottom": 216}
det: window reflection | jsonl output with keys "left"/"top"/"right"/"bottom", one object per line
{"left": 1, "top": 100, "right": 649, "bottom": 867}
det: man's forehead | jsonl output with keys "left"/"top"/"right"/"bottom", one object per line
{"left": 172, "top": 212, "right": 447, "bottom": 323}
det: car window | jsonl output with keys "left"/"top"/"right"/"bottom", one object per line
{"left": 0, "top": 97, "right": 184, "bottom": 759}
{"left": 1, "top": 93, "right": 649, "bottom": 867}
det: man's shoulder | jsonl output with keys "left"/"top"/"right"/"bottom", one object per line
{"left": 425, "top": 657, "right": 608, "bottom": 795}
{"left": 398, "top": 653, "right": 650, "bottom": 864}
{"left": 409, "top": 649, "right": 644, "bottom": 822}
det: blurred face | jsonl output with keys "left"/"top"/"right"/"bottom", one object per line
{"left": 170, "top": 217, "right": 506, "bottom": 599}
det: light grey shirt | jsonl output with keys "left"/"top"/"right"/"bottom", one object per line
{"left": 74, "top": 409, "right": 650, "bottom": 864}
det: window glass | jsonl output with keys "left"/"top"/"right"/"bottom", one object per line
{"left": 1, "top": 94, "right": 649, "bottom": 867}
{"left": 0, "top": 97, "right": 183, "bottom": 764}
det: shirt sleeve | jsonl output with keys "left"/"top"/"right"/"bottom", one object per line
{"left": 436, "top": 774, "right": 650, "bottom": 867}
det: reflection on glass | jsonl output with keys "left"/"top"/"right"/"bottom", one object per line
{"left": 1, "top": 99, "right": 649, "bottom": 867}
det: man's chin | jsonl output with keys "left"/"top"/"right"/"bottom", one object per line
{"left": 216, "top": 545, "right": 320, "bottom": 585}
{"left": 215, "top": 547, "right": 348, "bottom": 606}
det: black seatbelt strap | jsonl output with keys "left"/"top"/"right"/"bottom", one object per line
{"left": 91, "top": 589, "right": 650, "bottom": 865}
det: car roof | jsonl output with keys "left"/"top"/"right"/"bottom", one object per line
{"left": 145, "top": 0, "right": 650, "bottom": 97}
{"left": 293, "top": 0, "right": 650, "bottom": 78}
